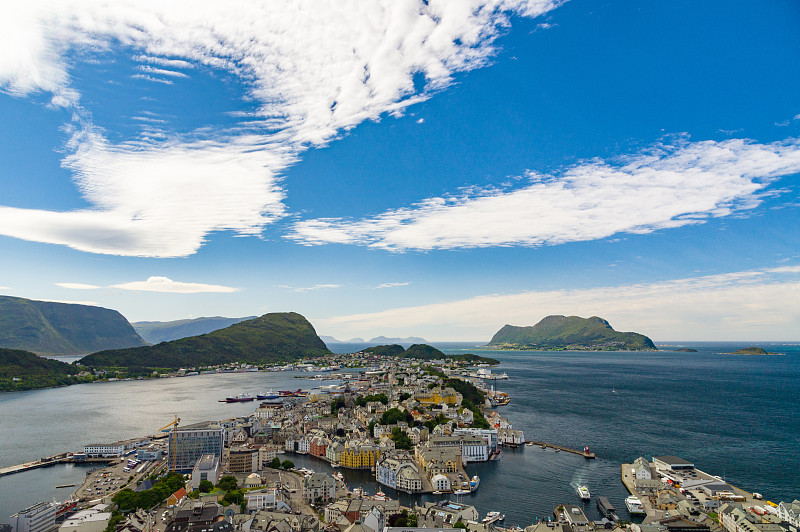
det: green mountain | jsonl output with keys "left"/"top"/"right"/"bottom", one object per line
{"left": 364, "top": 343, "right": 499, "bottom": 364}
{"left": 79, "top": 312, "right": 330, "bottom": 369}
{"left": 0, "top": 295, "right": 147, "bottom": 355}
{"left": 0, "top": 347, "right": 86, "bottom": 391}
{"left": 489, "top": 315, "right": 656, "bottom": 351}
{"left": 731, "top": 346, "right": 768, "bottom": 355}
{"left": 132, "top": 316, "right": 256, "bottom": 344}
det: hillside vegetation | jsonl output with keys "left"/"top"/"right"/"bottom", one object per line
{"left": 0, "top": 295, "right": 146, "bottom": 355}
{"left": 133, "top": 316, "right": 255, "bottom": 344}
{"left": 489, "top": 315, "right": 656, "bottom": 351}
{"left": 364, "top": 343, "right": 499, "bottom": 364}
{"left": 79, "top": 312, "right": 330, "bottom": 369}
{"left": 0, "top": 348, "right": 89, "bottom": 391}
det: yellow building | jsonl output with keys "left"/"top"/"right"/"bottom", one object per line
{"left": 415, "top": 386, "right": 459, "bottom": 407}
{"left": 340, "top": 442, "right": 380, "bottom": 469}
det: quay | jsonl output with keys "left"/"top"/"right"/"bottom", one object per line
{"left": 525, "top": 440, "right": 595, "bottom": 458}
{"left": 0, "top": 454, "right": 114, "bottom": 478}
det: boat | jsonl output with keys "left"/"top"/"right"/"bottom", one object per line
{"left": 597, "top": 496, "right": 619, "bottom": 521}
{"left": 482, "top": 512, "right": 505, "bottom": 523}
{"left": 352, "top": 487, "right": 364, "bottom": 497}
{"left": 333, "top": 472, "right": 344, "bottom": 482}
{"left": 373, "top": 490, "right": 387, "bottom": 501}
{"left": 469, "top": 475, "right": 480, "bottom": 491}
{"left": 625, "top": 496, "right": 645, "bottom": 515}
{"left": 256, "top": 389, "right": 280, "bottom": 400}
{"left": 577, "top": 485, "right": 591, "bottom": 501}
{"left": 225, "top": 393, "right": 255, "bottom": 402}
{"left": 453, "top": 489, "right": 470, "bottom": 495}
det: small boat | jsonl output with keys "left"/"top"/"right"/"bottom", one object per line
{"left": 373, "top": 490, "right": 387, "bottom": 501}
{"left": 352, "top": 487, "right": 364, "bottom": 497}
{"left": 333, "top": 472, "right": 344, "bottom": 482}
{"left": 625, "top": 496, "right": 645, "bottom": 515}
{"left": 225, "top": 393, "right": 255, "bottom": 402}
{"left": 453, "top": 489, "right": 470, "bottom": 495}
{"left": 577, "top": 485, "right": 591, "bottom": 501}
{"left": 482, "top": 512, "right": 505, "bottom": 523}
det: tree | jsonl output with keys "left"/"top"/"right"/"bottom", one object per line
{"left": 281, "top": 459, "right": 294, "bottom": 470}
{"left": 391, "top": 427, "right": 412, "bottom": 450}
{"left": 380, "top": 407, "right": 406, "bottom": 425}
{"left": 198, "top": 480, "right": 214, "bottom": 493}
{"left": 269, "top": 457, "right": 282, "bottom": 469}
{"left": 368, "top": 421, "right": 376, "bottom": 437}
{"left": 217, "top": 475, "right": 238, "bottom": 492}
{"left": 454, "top": 521, "right": 467, "bottom": 529}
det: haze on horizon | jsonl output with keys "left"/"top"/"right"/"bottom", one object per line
{"left": 0, "top": 1, "right": 799, "bottom": 342}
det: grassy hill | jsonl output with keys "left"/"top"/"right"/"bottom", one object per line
{"left": 364, "top": 343, "right": 499, "bottom": 364}
{"left": 132, "top": 316, "right": 256, "bottom": 344}
{"left": 489, "top": 315, "right": 656, "bottom": 351}
{"left": 79, "top": 312, "right": 330, "bottom": 369}
{"left": 0, "top": 295, "right": 146, "bottom": 355}
{"left": 0, "top": 348, "right": 89, "bottom": 391}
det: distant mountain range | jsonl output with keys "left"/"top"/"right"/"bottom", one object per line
{"left": 319, "top": 335, "right": 366, "bottom": 344}
{"left": 0, "top": 295, "right": 146, "bottom": 355}
{"left": 489, "top": 315, "right": 656, "bottom": 351}
{"left": 80, "top": 312, "right": 330, "bottom": 369}
{"left": 133, "top": 316, "right": 256, "bottom": 344}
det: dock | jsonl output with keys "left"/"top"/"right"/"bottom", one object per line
{"left": 0, "top": 454, "right": 69, "bottom": 477}
{"left": 525, "top": 441, "right": 595, "bottom": 458}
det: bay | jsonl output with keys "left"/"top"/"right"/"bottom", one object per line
{"left": 1, "top": 342, "right": 798, "bottom": 524}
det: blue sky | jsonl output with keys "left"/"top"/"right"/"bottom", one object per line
{"left": 1, "top": 0, "right": 799, "bottom": 341}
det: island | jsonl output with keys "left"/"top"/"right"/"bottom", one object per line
{"left": 488, "top": 315, "right": 657, "bottom": 351}
{"left": 365, "top": 343, "right": 500, "bottom": 365}
{"left": 674, "top": 348, "right": 698, "bottom": 352}
{"left": 730, "top": 346, "right": 769, "bottom": 355}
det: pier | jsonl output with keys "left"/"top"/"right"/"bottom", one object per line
{"left": 0, "top": 454, "right": 70, "bottom": 477}
{"left": 525, "top": 441, "right": 595, "bottom": 458}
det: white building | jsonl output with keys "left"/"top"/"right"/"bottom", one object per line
{"left": 258, "top": 446, "right": 278, "bottom": 469}
{"left": 303, "top": 473, "right": 335, "bottom": 503}
{"left": 460, "top": 435, "right": 489, "bottom": 463}
{"left": 376, "top": 455, "right": 423, "bottom": 493}
{"left": 496, "top": 428, "right": 525, "bottom": 446}
{"left": 190, "top": 454, "right": 220, "bottom": 491}
{"left": 245, "top": 489, "right": 283, "bottom": 512}
{"left": 453, "top": 428, "right": 498, "bottom": 452}
{"left": 778, "top": 501, "right": 800, "bottom": 528}
{"left": 431, "top": 474, "right": 450, "bottom": 492}
{"left": 83, "top": 444, "right": 125, "bottom": 458}
{"left": 633, "top": 457, "right": 652, "bottom": 480}
{"left": 58, "top": 506, "right": 112, "bottom": 532}
{"left": 10, "top": 501, "right": 57, "bottom": 532}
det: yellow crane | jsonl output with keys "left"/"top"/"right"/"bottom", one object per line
{"left": 158, "top": 415, "right": 180, "bottom": 471}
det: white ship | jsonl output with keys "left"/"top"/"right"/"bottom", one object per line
{"left": 577, "top": 485, "right": 591, "bottom": 501}
{"left": 625, "top": 496, "right": 645, "bottom": 515}
{"left": 482, "top": 512, "right": 505, "bottom": 523}
{"left": 469, "top": 475, "right": 480, "bottom": 491}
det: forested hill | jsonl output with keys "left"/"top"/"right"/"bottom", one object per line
{"left": 489, "top": 315, "right": 656, "bottom": 351}
{"left": 79, "top": 312, "right": 330, "bottom": 369}
{"left": 0, "top": 295, "right": 146, "bottom": 355}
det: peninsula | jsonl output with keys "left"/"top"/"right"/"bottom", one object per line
{"left": 488, "top": 315, "right": 657, "bottom": 351}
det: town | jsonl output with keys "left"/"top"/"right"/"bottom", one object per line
{"left": 5, "top": 351, "right": 799, "bottom": 532}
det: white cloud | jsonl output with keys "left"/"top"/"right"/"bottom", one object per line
{"left": 55, "top": 282, "right": 101, "bottom": 290}
{"left": 317, "top": 265, "right": 800, "bottom": 341}
{"left": 416, "top": 118, "right": 425, "bottom": 124}
{"left": 0, "top": 0, "right": 564, "bottom": 257}
{"left": 375, "top": 282, "right": 411, "bottom": 289}
{"left": 110, "top": 276, "right": 239, "bottom": 293}
{"left": 289, "top": 137, "right": 800, "bottom": 250}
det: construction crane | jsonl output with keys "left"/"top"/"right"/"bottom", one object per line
{"left": 158, "top": 415, "right": 180, "bottom": 472}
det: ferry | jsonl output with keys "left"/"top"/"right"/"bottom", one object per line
{"left": 256, "top": 390, "right": 280, "bottom": 400}
{"left": 625, "top": 496, "right": 645, "bottom": 515}
{"left": 577, "top": 485, "right": 591, "bottom": 501}
{"left": 469, "top": 475, "right": 480, "bottom": 491}
{"left": 224, "top": 393, "right": 255, "bottom": 403}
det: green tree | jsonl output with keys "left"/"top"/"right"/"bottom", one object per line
{"left": 454, "top": 521, "right": 467, "bottom": 529}
{"left": 198, "top": 480, "right": 214, "bottom": 493}
{"left": 368, "top": 421, "right": 376, "bottom": 437}
{"left": 281, "top": 459, "right": 294, "bottom": 470}
{"left": 269, "top": 457, "right": 282, "bottom": 469}
{"left": 391, "top": 427, "right": 413, "bottom": 450}
{"left": 380, "top": 407, "right": 406, "bottom": 425}
{"left": 217, "top": 475, "right": 238, "bottom": 492}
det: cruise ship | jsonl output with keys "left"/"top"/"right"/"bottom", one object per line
{"left": 577, "top": 485, "right": 591, "bottom": 501}
{"left": 224, "top": 393, "right": 255, "bottom": 402}
{"left": 625, "top": 496, "right": 646, "bottom": 515}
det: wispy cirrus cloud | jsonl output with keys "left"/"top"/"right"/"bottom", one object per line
{"left": 109, "top": 276, "right": 239, "bottom": 293}
{"left": 279, "top": 283, "right": 341, "bottom": 293}
{"left": 375, "top": 282, "right": 411, "bottom": 289}
{"left": 318, "top": 265, "right": 800, "bottom": 341}
{"left": 0, "top": 0, "right": 564, "bottom": 257}
{"left": 289, "top": 137, "right": 800, "bottom": 251}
